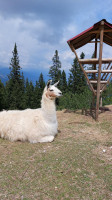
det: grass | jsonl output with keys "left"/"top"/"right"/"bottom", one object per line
{"left": 0, "top": 108, "right": 112, "bottom": 200}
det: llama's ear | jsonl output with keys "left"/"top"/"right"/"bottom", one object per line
{"left": 54, "top": 81, "right": 59, "bottom": 87}
{"left": 47, "top": 80, "right": 52, "bottom": 89}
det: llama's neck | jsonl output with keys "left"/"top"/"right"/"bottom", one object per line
{"left": 41, "top": 94, "right": 56, "bottom": 116}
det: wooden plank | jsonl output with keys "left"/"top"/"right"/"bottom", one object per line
{"left": 95, "top": 90, "right": 102, "bottom": 93}
{"left": 71, "top": 45, "right": 96, "bottom": 96}
{"left": 103, "top": 40, "right": 112, "bottom": 46}
{"left": 101, "top": 63, "right": 111, "bottom": 79}
{"left": 85, "top": 69, "right": 112, "bottom": 73}
{"left": 100, "top": 97, "right": 102, "bottom": 107}
{"left": 100, "top": 65, "right": 112, "bottom": 90}
{"left": 79, "top": 58, "right": 112, "bottom": 64}
{"left": 101, "top": 72, "right": 112, "bottom": 94}
{"left": 89, "top": 29, "right": 112, "bottom": 34}
{"left": 89, "top": 30, "right": 100, "bottom": 34}
{"left": 88, "top": 41, "right": 100, "bottom": 43}
{"left": 100, "top": 70, "right": 112, "bottom": 73}
{"left": 72, "top": 35, "right": 94, "bottom": 50}
{"left": 104, "top": 33, "right": 112, "bottom": 40}
{"left": 96, "top": 21, "right": 104, "bottom": 121}
{"left": 101, "top": 66, "right": 112, "bottom": 89}
{"left": 90, "top": 80, "right": 107, "bottom": 84}
{"left": 103, "top": 29, "right": 112, "bottom": 32}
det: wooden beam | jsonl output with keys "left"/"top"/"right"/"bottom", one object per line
{"left": 104, "top": 33, "right": 112, "bottom": 40}
{"left": 79, "top": 58, "right": 112, "bottom": 64}
{"left": 89, "top": 29, "right": 112, "bottom": 34}
{"left": 96, "top": 21, "right": 104, "bottom": 121}
{"left": 85, "top": 70, "right": 112, "bottom": 73}
{"left": 88, "top": 41, "right": 100, "bottom": 43}
{"left": 85, "top": 70, "right": 98, "bottom": 73}
{"left": 90, "top": 80, "right": 107, "bottom": 84}
{"left": 71, "top": 44, "right": 96, "bottom": 96}
{"left": 89, "top": 30, "right": 100, "bottom": 34}
{"left": 95, "top": 90, "right": 102, "bottom": 93}
{"left": 103, "top": 29, "right": 112, "bottom": 32}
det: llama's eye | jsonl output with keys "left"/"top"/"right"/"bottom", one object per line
{"left": 50, "top": 89, "right": 53, "bottom": 92}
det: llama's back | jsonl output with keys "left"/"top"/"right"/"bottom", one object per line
{"left": 0, "top": 109, "right": 42, "bottom": 142}
{"left": 0, "top": 108, "right": 58, "bottom": 142}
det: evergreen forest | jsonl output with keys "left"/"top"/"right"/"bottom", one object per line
{"left": 0, "top": 44, "right": 112, "bottom": 111}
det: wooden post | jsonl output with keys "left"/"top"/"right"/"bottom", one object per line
{"left": 100, "top": 96, "right": 102, "bottom": 107}
{"left": 94, "top": 38, "right": 97, "bottom": 72}
{"left": 95, "top": 21, "right": 104, "bottom": 121}
{"left": 92, "top": 38, "right": 97, "bottom": 110}
{"left": 90, "top": 93, "right": 96, "bottom": 118}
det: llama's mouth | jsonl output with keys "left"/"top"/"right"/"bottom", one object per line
{"left": 58, "top": 92, "right": 63, "bottom": 97}
{"left": 57, "top": 94, "right": 63, "bottom": 98}
{"left": 46, "top": 91, "right": 62, "bottom": 99}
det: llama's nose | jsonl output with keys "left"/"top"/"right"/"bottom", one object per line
{"left": 59, "top": 92, "right": 62, "bottom": 96}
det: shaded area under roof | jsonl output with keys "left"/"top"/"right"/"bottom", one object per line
{"left": 67, "top": 19, "right": 112, "bottom": 50}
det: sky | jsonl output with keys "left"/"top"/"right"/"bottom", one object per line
{"left": 0, "top": 0, "right": 112, "bottom": 81}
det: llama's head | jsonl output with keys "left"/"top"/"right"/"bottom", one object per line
{"left": 44, "top": 80, "right": 62, "bottom": 100}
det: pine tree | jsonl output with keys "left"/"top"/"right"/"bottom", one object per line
{"left": 24, "top": 79, "right": 35, "bottom": 108}
{"left": 88, "top": 51, "right": 96, "bottom": 80}
{"left": 30, "top": 73, "right": 45, "bottom": 109}
{"left": 38, "top": 73, "right": 45, "bottom": 92}
{"left": 6, "top": 43, "right": 25, "bottom": 109}
{"left": 102, "top": 80, "right": 112, "bottom": 105}
{"left": 0, "top": 80, "right": 5, "bottom": 110}
{"left": 29, "top": 81, "right": 35, "bottom": 108}
{"left": 33, "top": 81, "right": 41, "bottom": 108}
{"left": 20, "top": 72, "right": 26, "bottom": 109}
{"left": 60, "top": 70, "right": 67, "bottom": 92}
{"left": 68, "top": 52, "right": 87, "bottom": 94}
{"left": 49, "top": 50, "right": 61, "bottom": 83}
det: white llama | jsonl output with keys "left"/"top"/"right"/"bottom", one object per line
{"left": 0, "top": 80, "right": 62, "bottom": 143}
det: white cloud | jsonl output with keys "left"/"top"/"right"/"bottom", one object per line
{"left": 61, "top": 24, "right": 77, "bottom": 44}
{"left": 0, "top": 15, "right": 52, "bottom": 69}
{"left": 0, "top": 0, "right": 111, "bottom": 77}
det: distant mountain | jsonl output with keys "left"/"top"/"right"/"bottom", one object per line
{"left": 0, "top": 67, "right": 9, "bottom": 84}
{"left": 23, "top": 68, "right": 49, "bottom": 85}
{"left": 0, "top": 74, "right": 7, "bottom": 80}
{"left": 0, "top": 66, "right": 49, "bottom": 85}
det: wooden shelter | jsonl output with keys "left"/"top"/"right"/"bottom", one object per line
{"left": 67, "top": 19, "right": 112, "bottom": 121}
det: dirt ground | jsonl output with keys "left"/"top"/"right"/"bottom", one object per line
{"left": 0, "top": 106, "right": 112, "bottom": 200}
{"left": 57, "top": 105, "right": 112, "bottom": 163}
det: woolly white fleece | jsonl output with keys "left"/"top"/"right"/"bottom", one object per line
{"left": 0, "top": 82, "right": 62, "bottom": 143}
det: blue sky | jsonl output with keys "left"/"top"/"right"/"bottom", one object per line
{"left": 0, "top": 0, "right": 112, "bottom": 81}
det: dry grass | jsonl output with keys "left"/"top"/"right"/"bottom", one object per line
{"left": 0, "top": 106, "right": 112, "bottom": 200}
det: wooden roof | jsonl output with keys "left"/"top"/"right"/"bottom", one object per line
{"left": 67, "top": 19, "right": 112, "bottom": 50}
